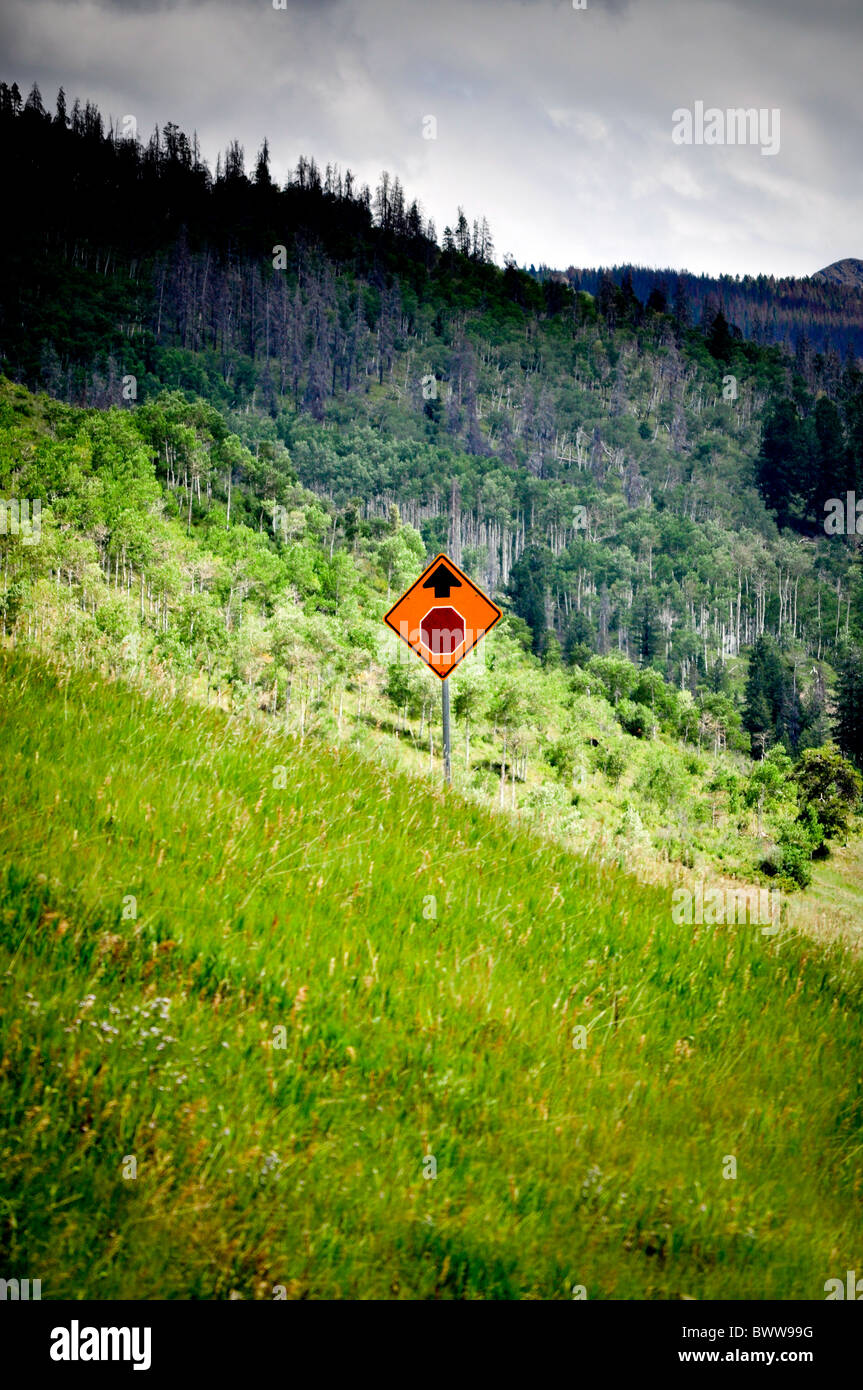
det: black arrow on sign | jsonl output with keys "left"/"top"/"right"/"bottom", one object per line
{"left": 422, "top": 563, "right": 463, "bottom": 599}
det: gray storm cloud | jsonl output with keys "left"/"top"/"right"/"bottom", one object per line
{"left": 0, "top": 0, "right": 859, "bottom": 276}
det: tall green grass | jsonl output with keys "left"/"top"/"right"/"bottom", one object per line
{"left": 1, "top": 651, "right": 861, "bottom": 1299}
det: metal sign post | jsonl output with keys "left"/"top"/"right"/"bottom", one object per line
{"left": 441, "top": 677, "right": 452, "bottom": 785}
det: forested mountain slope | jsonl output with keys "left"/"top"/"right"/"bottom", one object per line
{"left": 2, "top": 80, "right": 863, "bottom": 895}
{"left": 2, "top": 375, "right": 861, "bottom": 904}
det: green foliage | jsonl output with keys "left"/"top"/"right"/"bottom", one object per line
{"left": 743, "top": 636, "right": 803, "bottom": 758}
{"left": 451, "top": 663, "right": 487, "bottom": 724}
{"left": 546, "top": 732, "right": 583, "bottom": 784}
{"left": 795, "top": 746, "right": 863, "bottom": 840}
{"left": 615, "top": 804, "right": 651, "bottom": 849}
{"left": 636, "top": 750, "right": 687, "bottom": 812}
{"left": 836, "top": 645, "right": 863, "bottom": 769}
{"left": 587, "top": 656, "right": 638, "bottom": 706}
{"left": 506, "top": 545, "right": 551, "bottom": 656}
{"left": 766, "top": 811, "right": 824, "bottom": 890}
{"left": 744, "top": 746, "right": 796, "bottom": 812}
{"left": 2, "top": 102, "right": 863, "bottom": 1296}
{"left": 631, "top": 667, "right": 679, "bottom": 727}
{"left": 756, "top": 399, "right": 812, "bottom": 529}
{"left": 384, "top": 659, "right": 424, "bottom": 721}
{"left": 616, "top": 698, "right": 650, "bottom": 738}
{"left": 591, "top": 745, "right": 627, "bottom": 785}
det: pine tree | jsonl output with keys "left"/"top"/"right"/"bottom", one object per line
{"left": 507, "top": 545, "right": 550, "bottom": 657}
{"left": 706, "top": 307, "right": 735, "bottom": 362}
{"left": 743, "top": 635, "right": 786, "bottom": 757}
{"left": 646, "top": 281, "right": 668, "bottom": 314}
{"left": 638, "top": 594, "right": 660, "bottom": 666}
{"left": 54, "top": 87, "right": 69, "bottom": 128}
{"left": 813, "top": 395, "right": 848, "bottom": 514}
{"left": 672, "top": 275, "right": 689, "bottom": 342}
{"left": 836, "top": 646, "right": 863, "bottom": 768}
{"left": 24, "top": 83, "right": 47, "bottom": 119}
{"left": 598, "top": 272, "right": 618, "bottom": 328}
{"left": 455, "top": 208, "right": 470, "bottom": 257}
{"left": 254, "top": 138, "right": 272, "bottom": 188}
{"left": 756, "top": 400, "right": 810, "bottom": 529}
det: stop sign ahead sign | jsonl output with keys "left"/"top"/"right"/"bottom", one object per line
{"left": 384, "top": 552, "right": 502, "bottom": 679}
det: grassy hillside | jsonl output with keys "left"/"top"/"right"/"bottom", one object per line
{"left": 2, "top": 650, "right": 862, "bottom": 1299}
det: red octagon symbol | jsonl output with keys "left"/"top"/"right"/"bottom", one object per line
{"left": 420, "top": 606, "right": 465, "bottom": 656}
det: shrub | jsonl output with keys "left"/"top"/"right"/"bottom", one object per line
{"left": 526, "top": 784, "right": 568, "bottom": 813}
{"left": 568, "top": 666, "right": 593, "bottom": 696}
{"left": 591, "top": 745, "right": 627, "bottom": 784}
{"left": 795, "top": 746, "right": 863, "bottom": 840}
{"left": 586, "top": 655, "right": 638, "bottom": 705}
{"left": 769, "top": 808, "right": 825, "bottom": 889}
{"left": 547, "top": 733, "right": 580, "bottom": 782}
{"left": 777, "top": 841, "right": 813, "bottom": 889}
{"left": 617, "top": 698, "right": 650, "bottom": 738}
{"left": 615, "top": 804, "right": 651, "bottom": 849}
{"left": 744, "top": 746, "right": 796, "bottom": 813}
{"left": 636, "top": 751, "right": 687, "bottom": 812}
{"left": 631, "top": 668, "right": 680, "bottom": 727}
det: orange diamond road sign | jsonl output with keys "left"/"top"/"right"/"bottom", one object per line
{"left": 384, "top": 552, "right": 502, "bottom": 680}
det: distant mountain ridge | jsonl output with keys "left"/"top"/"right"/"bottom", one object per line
{"left": 812, "top": 259, "right": 863, "bottom": 291}
{"left": 534, "top": 262, "right": 863, "bottom": 360}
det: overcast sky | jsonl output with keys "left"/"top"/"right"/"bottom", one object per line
{"left": 2, "top": 0, "right": 861, "bottom": 277}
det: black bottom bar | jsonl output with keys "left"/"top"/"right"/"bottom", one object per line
{"left": 6, "top": 1298, "right": 857, "bottom": 1378}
